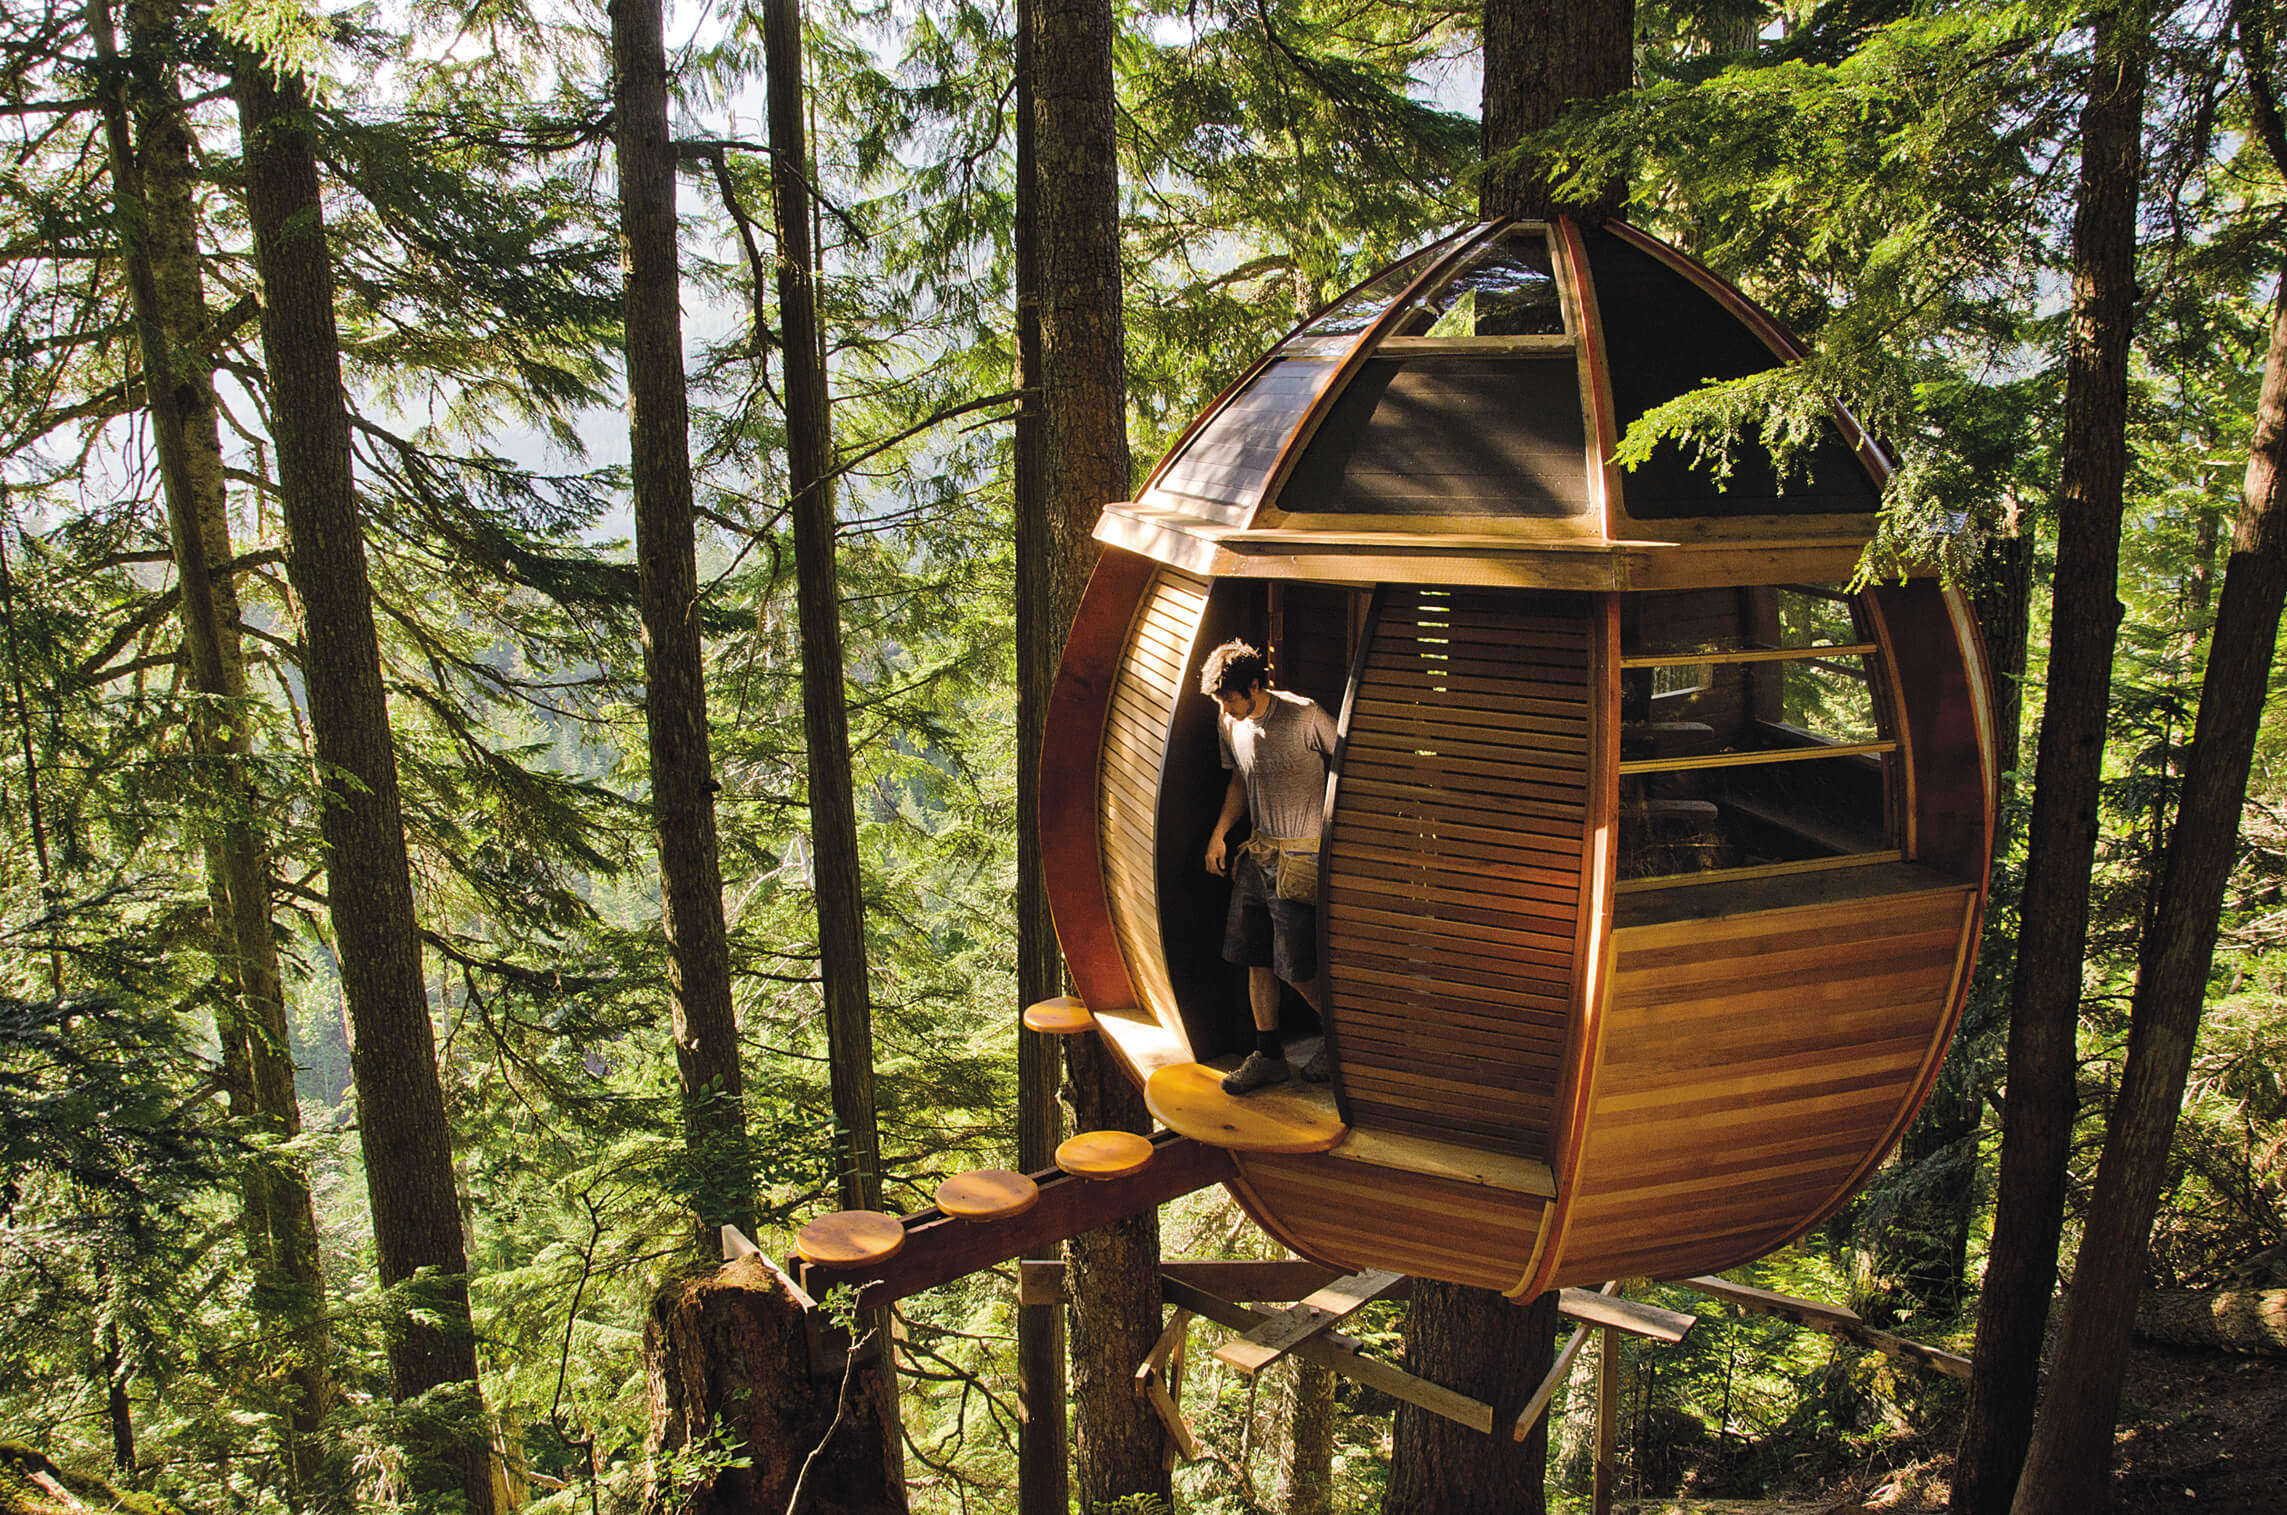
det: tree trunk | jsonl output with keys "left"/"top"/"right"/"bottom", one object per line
{"left": 1479, "top": 0, "right": 1635, "bottom": 221}
{"left": 1013, "top": 0, "right": 1071, "bottom": 1508}
{"left": 1034, "top": 0, "right": 1166, "bottom": 1503}
{"left": 609, "top": 0, "right": 756, "bottom": 1240}
{"left": 645, "top": 1260, "right": 904, "bottom": 1515}
{"left": 1385, "top": 1286, "right": 1558, "bottom": 1515}
{"left": 93, "top": 2, "right": 330, "bottom": 1496}
{"left": 1951, "top": 14, "right": 2146, "bottom": 1514}
{"left": 1280, "top": 1358, "right": 1336, "bottom": 1515}
{"left": 234, "top": 60, "right": 495, "bottom": 1515}
{"left": 2011, "top": 266, "right": 2287, "bottom": 1515}
{"left": 757, "top": 0, "right": 884, "bottom": 1228}
{"left": 2134, "top": 1288, "right": 2287, "bottom": 1356}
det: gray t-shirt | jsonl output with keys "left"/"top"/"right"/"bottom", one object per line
{"left": 1219, "top": 690, "right": 1339, "bottom": 842}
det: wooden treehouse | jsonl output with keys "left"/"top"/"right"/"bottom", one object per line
{"left": 770, "top": 216, "right": 1992, "bottom": 1445}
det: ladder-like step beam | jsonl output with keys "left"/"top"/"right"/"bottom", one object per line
{"left": 791, "top": 1132, "right": 1232, "bottom": 1309}
{"left": 1214, "top": 1268, "right": 1408, "bottom": 1376}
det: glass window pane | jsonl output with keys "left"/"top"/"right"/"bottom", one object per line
{"left": 1281, "top": 239, "right": 1459, "bottom": 356}
{"left": 1618, "top": 752, "right": 1892, "bottom": 880}
{"left": 1388, "top": 229, "right": 1564, "bottom": 339}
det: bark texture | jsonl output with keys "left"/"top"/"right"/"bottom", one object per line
{"left": 1279, "top": 1358, "right": 1336, "bottom": 1515}
{"left": 96, "top": 2, "right": 331, "bottom": 1497}
{"left": 1012, "top": 0, "right": 1070, "bottom": 1507}
{"left": 1480, "top": 0, "right": 1635, "bottom": 219}
{"left": 1385, "top": 1286, "right": 1559, "bottom": 1515}
{"left": 1950, "top": 13, "right": 2147, "bottom": 1513}
{"left": 2011, "top": 269, "right": 2287, "bottom": 1515}
{"left": 235, "top": 60, "right": 494, "bottom": 1515}
{"left": 645, "top": 1260, "right": 904, "bottom": 1515}
{"left": 758, "top": 0, "right": 884, "bottom": 1224}
{"left": 1033, "top": 0, "right": 1165, "bottom": 1505}
{"left": 609, "top": 0, "right": 755, "bottom": 1237}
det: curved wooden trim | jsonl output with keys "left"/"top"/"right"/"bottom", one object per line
{"left": 1135, "top": 225, "right": 1482, "bottom": 509}
{"left": 1859, "top": 589, "right": 1920, "bottom": 858}
{"left": 1597, "top": 220, "right": 1893, "bottom": 493}
{"left": 1317, "top": 584, "right": 1390, "bottom": 1129}
{"left": 1043, "top": 549, "right": 1157, "bottom": 1016}
{"left": 1248, "top": 223, "right": 1508, "bottom": 528}
{"left": 1553, "top": 217, "right": 1625, "bottom": 540}
{"left": 1514, "top": 592, "right": 1618, "bottom": 1299}
{"left": 1224, "top": 1158, "right": 1355, "bottom": 1274}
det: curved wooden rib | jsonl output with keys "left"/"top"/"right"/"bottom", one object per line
{"left": 1232, "top": 1152, "right": 1549, "bottom": 1292}
{"left": 1144, "top": 1063, "right": 1346, "bottom": 1155}
{"left": 1042, "top": 549, "right": 1157, "bottom": 1019}
{"left": 796, "top": 1210, "right": 907, "bottom": 1267}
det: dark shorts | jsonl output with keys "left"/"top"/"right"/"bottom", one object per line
{"left": 1223, "top": 851, "right": 1317, "bottom": 983}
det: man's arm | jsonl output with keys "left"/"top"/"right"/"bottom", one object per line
{"left": 1205, "top": 768, "right": 1246, "bottom": 875}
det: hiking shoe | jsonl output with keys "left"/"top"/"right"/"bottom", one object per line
{"left": 1300, "top": 1044, "right": 1331, "bottom": 1083}
{"left": 1222, "top": 1051, "right": 1291, "bottom": 1095}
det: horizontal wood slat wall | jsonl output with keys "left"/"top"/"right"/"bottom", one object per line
{"left": 1100, "top": 569, "right": 1212, "bottom": 1031}
{"left": 1232, "top": 1152, "right": 1548, "bottom": 1292}
{"left": 1548, "top": 884, "right": 1976, "bottom": 1284}
{"left": 1325, "top": 587, "right": 1593, "bottom": 1157}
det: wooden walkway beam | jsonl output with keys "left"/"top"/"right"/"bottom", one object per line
{"left": 790, "top": 1132, "right": 1233, "bottom": 1310}
{"left": 1681, "top": 1275, "right": 1970, "bottom": 1380}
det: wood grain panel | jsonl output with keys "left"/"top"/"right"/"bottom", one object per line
{"left": 1233, "top": 1151, "right": 1548, "bottom": 1292}
{"left": 1545, "top": 884, "right": 1975, "bottom": 1286}
{"left": 1324, "top": 587, "right": 1593, "bottom": 1156}
{"left": 1099, "top": 568, "right": 1212, "bottom": 1038}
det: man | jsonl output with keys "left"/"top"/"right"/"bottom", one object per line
{"left": 1200, "top": 639, "right": 1338, "bottom": 1094}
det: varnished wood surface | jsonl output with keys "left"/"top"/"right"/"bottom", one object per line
{"left": 1021, "top": 996, "right": 1096, "bottom": 1034}
{"left": 1324, "top": 587, "right": 1590, "bottom": 1156}
{"left": 795, "top": 1210, "right": 907, "bottom": 1267}
{"left": 934, "top": 1169, "right": 1041, "bottom": 1221}
{"left": 1091, "top": 503, "right": 1880, "bottom": 590}
{"left": 1098, "top": 567, "right": 1211, "bottom": 1046}
{"left": 794, "top": 1131, "right": 1234, "bottom": 1309}
{"left": 1537, "top": 883, "right": 1977, "bottom": 1288}
{"left": 1057, "top": 1129, "right": 1157, "bottom": 1179}
{"left": 1143, "top": 1062, "right": 1348, "bottom": 1154}
{"left": 1043, "top": 549, "right": 1157, "bottom": 1018}
{"left": 1231, "top": 1150, "right": 1550, "bottom": 1291}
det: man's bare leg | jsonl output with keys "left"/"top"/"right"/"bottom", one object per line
{"left": 1249, "top": 966, "right": 1282, "bottom": 1032}
{"left": 1225, "top": 966, "right": 1294, "bottom": 1094}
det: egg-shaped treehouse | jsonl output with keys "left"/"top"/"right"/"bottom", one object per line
{"left": 1041, "top": 217, "right": 1997, "bottom": 1298}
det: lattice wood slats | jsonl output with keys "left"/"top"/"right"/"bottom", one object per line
{"left": 1100, "top": 569, "right": 1212, "bottom": 1020}
{"left": 1325, "top": 588, "right": 1593, "bottom": 1158}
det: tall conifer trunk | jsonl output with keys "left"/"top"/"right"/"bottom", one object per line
{"left": 1951, "top": 10, "right": 2147, "bottom": 1510}
{"left": 1012, "top": 0, "right": 1071, "bottom": 1506}
{"left": 608, "top": 0, "right": 756, "bottom": 1239}
{"left": 2008, "top": 100, "right": 2287, "bottom": 1515}
{"left": 93, "top": 2, "right": 330, "bottom": 1495}
{"left": 234, "top": 58, "right": 495, "bottom": 1515}
{"left": 1034, "top": 0, "right": 1168, "bottom": 1503}
{"left": 757, "top": 0, "right": 884, "bottom": 1229}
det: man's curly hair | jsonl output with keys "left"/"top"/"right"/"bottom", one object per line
{"left": 1198, "top": 639, "right": 1270, "bottom": 697}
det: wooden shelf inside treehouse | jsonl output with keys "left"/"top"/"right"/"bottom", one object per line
{"left": 1144, "top": 1062, "right": 1347, "bottom": 1155}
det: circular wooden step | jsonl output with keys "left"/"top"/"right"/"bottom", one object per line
{"left": 1023, "top": 996, "right": 1096, "bottom": 1035}
{"left": 795, "top": 1209, "right": 907, "bottom": 1267}
{"left": 935, "top": 1168, "right": 1040, "bottom": 1221}
{"left": 1143, "top": 1061, "right": 1347, "bottom": 1155}
{"left": 1055, "top": 1129, "right": 1154, "bottom": 1180}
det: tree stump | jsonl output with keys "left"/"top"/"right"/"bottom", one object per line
{"left": 645, "top": 1257, "right": 904, "bottom": 1515}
